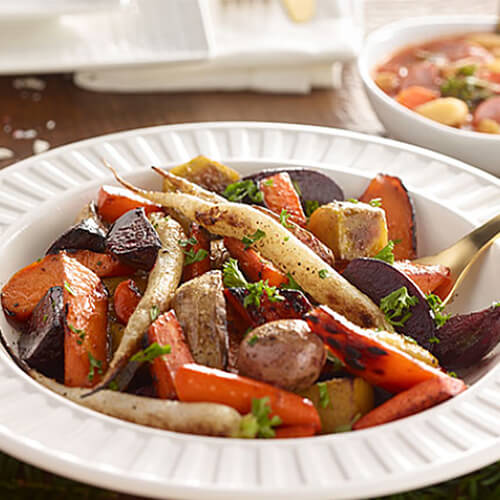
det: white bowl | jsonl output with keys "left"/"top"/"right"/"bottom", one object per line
{"left": 358, "top": 16, "right": 500, "bottom": 177}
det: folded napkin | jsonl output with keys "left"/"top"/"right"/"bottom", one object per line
{"left": 75, "top": 0, "right": 363, "bottom": 94}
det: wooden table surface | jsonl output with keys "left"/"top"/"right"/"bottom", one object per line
{"left": 0, "top": 0, "right": 497, "bottom": 498}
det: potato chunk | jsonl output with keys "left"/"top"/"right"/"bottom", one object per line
{"left": 307, "top": 201, "right": 388, "bottom": 260}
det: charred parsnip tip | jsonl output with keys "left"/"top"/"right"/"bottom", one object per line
{"left": 110, "top": 169, "right": 391, "bottom": 330}
{"left": 152, "top": 167, "right": 228, "bottom": 204}
{"left": 96, "top": 213, "right": 186, "bottom": 390}
{"left": 30, "top": 370, "right": 241, "bottom": 437}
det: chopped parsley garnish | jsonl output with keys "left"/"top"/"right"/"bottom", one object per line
{"left": 130, "top": 342, "right": 171, "bottom": 363}
{"left": 263, "top": 179, "right": 274, "bottom": 187}
{"left": 326, "top": 351, "right": 345, "bottom": 370}
{"left": 317, "top": 382, "right": 331, "bottom": 409}
{"left": 150, "top": 305, "right": 159, "bottom": 322}
{"left": 64, "top": 281, "right": 76, "bottom": 296}
{"left": 347, "top": 198, "right": 359, "bottom": 204}
{"left": 281, "top": 272, "right": 302, "bottom": 291}
{"left": 108, "top": 380, "right": 119, "bottom": 391}
{"left": 238, "top": 397, "right": 282, "bottom": 438}
{"left": 223, "top": 258, "right": 248, "bottom": 288}
{"left": 441, "top": 74, "right": 493, "bottom": 108}
{"left": 284, "top": 236, "right": 290, "bottom": 242}
{"left": 457, "top": 64, "right": 477, "bottom": 77}
{"left": 373, "top": 240, "right": 399, "bottom": 265}
{"left": 304, "top": 200, "right": 319, "bottom": 218}
{"left": 247, "top": 334, "right": 259, "bottom": 346}
{"left": 369, "top": 198, "right": 382, "bottom": 207}
{"left": 318, "top": 269, "right": 328, "bottom": 279}
{"left": 426, "top": 293, "right": 451, "bottom": 328}
{"left": 448, "top": 371, "right": 458, "bottom": 378}
{"left": 242, "top": 229, "right": 266, "bottom": 249}
{"left": 87, "top": 352, "right": 103, "bottom": 382}
{"left": 243, "top": 280, "right": 284, "bottom": 309}
{"left": 223, "top": 180, "right": 263, "bottom": 203}
{"left": 334, "top": 413, "right": 362, "bottom": 433}
{"left": 279, "top": 209, "right": 293, "bottom": 228}
{"left": 42, "top": 314, "right": 48, "bottom": 323}
{"left": 178, "top": 236, "right": 198, "bottom": 247}
{"left": 380, "top": 287, "right": 418, "bottom": 328}
{"left": 493, "top": 301, "right": 500, "bottom": 308}
{"left": 292, "top": 180, "right": 302, "bottom": 197}
{"left": 428, "top": 336, "right": 441, "bottom": 344}
{"left": 68, "top": 323, "right": 85, "bottom": 345}
{"left": 183, "top": 248, "right": 208, "bottom": 266}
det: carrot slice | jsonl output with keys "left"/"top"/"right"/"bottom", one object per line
{"left": 147, "top": 310, "right": 194, "bottom": 399}
{"left": 97, "top": 185, "right": 163, "bottom": 223}
{"left": 182, "top": 223, "right": 210, "bottom": 282}
{"left": 224, "top": 236, "right": 288, "bottom": 287}
{"left": 61, "top": 253, "right": 108, "bottom": 388}
{"left": 71, "top": 250, "right": 134, "bottom": 278}
{"left": 274, "top": 424, "right": 317, "bottom": 439}
{"left": 113, "top": 279, "right": 142, "bottom": 325}
{"left": 259, "top": 172, "right": 307, "bottom": 226}
{"left": 395, "top": 85, "right": 439, "bottom": 110}
{"left": 394, "top": 260, "right": 452, "bottom": 299}
{"left": 305, "top": 306, "right": 444, "bottom": 393}
{"left": 353, "top": 376, "right": 466, "bottom": 430}
{"left": 359, "top": 174, "right": 416, "bottom": 260}
{"left": 175, "top": 363, "right": 321, "bottom": 430}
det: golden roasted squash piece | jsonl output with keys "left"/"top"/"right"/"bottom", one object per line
{"left": 307, "top": 201, "right": 388, "bottom": 260}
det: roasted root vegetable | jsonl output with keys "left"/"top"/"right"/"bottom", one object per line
{"left": 305, "top": 306, "right": 445, "bottom": 393}
{"left": 224, "top": 288, "right": 312, "bottom": 328}
{"left": 95, "top": 214, "right": 185, "bottom": 391}
{"left": 97, "top": 185, "right": 163, "bottom": 223}
{"left": 70, "top": 250, "right": 134, "bottom": 278}
{"left": 395, "top": 86, "right": 439, "bottom": 109}
{"left": 237, "top": 320, "right": 326, "bottom": 392}
{"left": 307, "top": 201, "right": 388, "bottom": 260}
{"left": 433, "top": 304, "right": 500, "bottom": 370}
{"left": 259, "top": 172, "right": 307, "bottom": 226}
{"left": 30, "top": 370, "right": 241, "bottom": 437}
{"left": 113, "top": 279, "right": 142, "bottom": 325}
{"left": 106, "top": 208, "right": 162, "bottom": 271}
{"left": 299, "top": 377, "right": 375, "bottom": 433}
{"left": 175, "top": 363, "right": 321, "bottom": 430}
{"left": 172, "top": 270, "right": 229, "bottom": 369}
{"left": 359, "top": 174, "right": 416, "bottom": 260}
{"left": 394, "top": 260, "right": 452, "bottom": 299}
{"left": 111, "top": 169, "right": 391, "bottom": 330}
{"left": 353, "top": 376, "right": 466, "bottom": 430}
{"left": 343, "top": 258, "right": 437, "bottom": 350}
{"left": 223, "top": 237, "right": 289, "bottom": 287}
{"left": 147, "top": 310, "right": 194, "bottom": 399}
{"left": 19, "top": 286, "right": 65, "bottom": 380}
{"left": 181, "top": 223, "right": 211, "bottom": 281}
{"left": 46, "top": 218, "right": 106, "bottom": 255}
{"left": 274, "top": 425, "right": 317, "bottom": 439}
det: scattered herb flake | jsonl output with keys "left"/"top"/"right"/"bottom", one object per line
{"left": 150, "top": 305, "right": 159, "bottom": 322}
{"left": 247, "top": 334, "right": 259, "bottom": 346}
{"left": 108, "top": 380, "right": 119, "bottom": 391}
{"left": 426, "top": 293, "right": 451, "bottom": 328}
{"left": 448, "top": 371, "right": 458, "bottom": 378}
{"left": 242, "top": 229, "right": 266, "bottom": 249}
{"left": 279, "top": 209, "right": 293, "bottom": 229}
{"left": 243, "top": 280, "right": 284, "bottom": 309}
{"left": 380, "top": 287, "right": 418, "bottom": 327}
{"left": 178, "top": 236, "right": 198, "bottom": 247}
{"left": 130, "top": 342, "right": 171, "bottom": 363}
{"left": 292, "top": 179, "right": 302, "bottom": 197}
{"left": 281, "top": 272, "right": 302, "bottom": 291}
{"left": 42, "top": 314, "right": 48, "bottom": 323}
{"left": 87, "top": 352, "right": 103, "bottom": 382}
{"left": 223, "top": 180, "right": 263, "bottom": 203}
{"left": 304, "top": 200, "right": 319, "bottom": 218}
{"left": 238, "top": 397, "right": 282, "bottom": 438}
{"left": 263, "top": 179, "right": 274, "bottom": 187}
{"left": 183, "top": 248, "right": 208, "bottom": 266}
{"left": 284, "top": 236, "right": 290, "bottom": 242}
{"left": 335, "top": 413, "right": 362, "bottom": 433}
{"left": 64, "top": 281, "right": 76, "bottom": 296}
{"left": 223, "top": 258, "right": 248, "bottom": 288}
{"left": 317, "top": 382, "right": 331, "bottom": 409}
{"left": 428, "top": 336, "right": 441, "bottom": 344}
{"left": 369, "top": 198, "right": 382, "bottom": 207}
{"left": 373, "top": 240, "right": 399, "bottom": 265}
{"left": 318, "top": 269, "right": 328, "bottom": 279}
{"left": 347, "top": 198, "right": 359, "bottom": 204}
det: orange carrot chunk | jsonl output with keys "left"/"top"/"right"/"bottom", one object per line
{"left": 353, "top": 376, "right": 467, "bottom": 430}
{"left": 182, "top": 223, "right": 211, "bottom": 282}
{"left": 305, "top": 306, "right": 444, "bottom": 393}
{"left": 274, "top": 424, "right": 317, "bottom": 439}
{"left": 394, "top": 260, "right": 452, "bottom": 299}
{"left": 147, "top": 310, "right": 194, "bottom": 399}
{"left": 360, "top": 174, "right": 417, "bottom": 260}
{"left": 175, "top": 363, "right": 321, "bottom": 430}
{"left": 61, "top": 253, "right": 108, "bottom": 388}
{"left": 224, "top": 236, "right": 289, "bottom": 287}
{"left": 71, "top": 250, "right": 134, "bottom": 278}
{"left": 113, "top": 279, "right": 142, "bottom": 325}
{"left": 97, "top": 185, "right": 163, "bottom": 223}
{"left": 396, "top": 85, "right": 439, "bottom": 110}
{"left": 259, "top": 172, "right": 307, "bottom": 226}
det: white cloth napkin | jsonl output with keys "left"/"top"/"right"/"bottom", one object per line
{"left": 74, "top": 0, "right": 363, "bottom": 94}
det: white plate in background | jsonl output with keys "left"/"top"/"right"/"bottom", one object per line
{"left": 0, "top": 122, "right": 499, "bottom": 499}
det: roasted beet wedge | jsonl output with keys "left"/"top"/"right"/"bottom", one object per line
{"left": 343, "top": 258, "right": 436, "bottom": 349}
{"left": 106, "top": 208, "right": 161, "bottom": 270}
{"left": 224, "top": 288, "right": 312, "bottom": 327}
{"left": 46, "top": 218, "right": 106, "bottom": 255}
{"left": 19, "top": 286, "right": 64, "bottom": 380}
{"left": 433, "top": 305, "right": 500, "bottom": 370}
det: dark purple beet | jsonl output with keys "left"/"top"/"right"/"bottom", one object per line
{"left": 106, "top": 208, "right": 161, "bottom": 271}
{"left": 433, "top": 305, "right": 500, "bottom": 370}
{"left": 343, "top": 258, "right": 436, "bottom": 349}
{"left": 243, "top": 168, "right": 344, "bottom": 206}
{"left": 19, "top": 286, "right": 64, "bottom": 380}
{"left": 46, "top": 218, "right": 106, "bottom": 255}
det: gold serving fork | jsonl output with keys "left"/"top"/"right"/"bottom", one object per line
{"left": 220, "top": 0, "right": 316, "bottom": 23}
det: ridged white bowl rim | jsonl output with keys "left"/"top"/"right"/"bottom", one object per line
{"left": 0, "top": 122, "right": 499, "bottom": 500}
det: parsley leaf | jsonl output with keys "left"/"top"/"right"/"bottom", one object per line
{"left": 131, "top": 342, "right": 171, "bottom": 363}
{"left": 318, "top": 269, "right": 328, "bottom": 279}
{"left": 334, "top": 413, "right": 362, "bottom": 433}
{"left": 317, "top": 382, "right": 331, "bottom": 409}
{"left": 243, "top": 280, "right": 284, "bottom": 309}
{"left": 347, "top": 198, "right": 359, "bottom": 204}
{"left": 279, "top": 209, "right": 293, "bottom": 228}
{"left": 64, "top": 281, "right": 76, "bottom": 296}
{"left": 223, "top": 258, "right": 248, "bottom": 288}
{"left": 304, "top": 200, "right": 319, "bottom": 218}
{"left": 108, "top": 380, "right": 119, "bottom": 391}
{"left": 178, "top": 236, "right": 197, "bottom": 247}
{"left": 280, "top": 272, "right": 302, "bottom": 291}
{"left": 68, "top": 324, "right": 86, "bottom": 345}
{"left": 150, "top": 305, "right": 159, "bottom": 322}
{"left": 87, "top": 352, "right": 103, "bottom": 382}
{"left": 373, "top": 240, "right": 399, "bottom": 265}
{"left": 263, "top": 179, "right": 274, "bottom": 187}
{"left": 223, "top": 180, "right": 263, "bottom": 203}
{"left": 369, "top": 198, "right": 382, "bottom": 207}
{"left": 183, "top": 248, "right": 208, "bottom": 266}
{"left": 426, "top": 293, "right": 451, "bottom": 328}
{"left": 292, "top": 180, "right": 302, "bottom": 197}
{"left": 247, "top": 334, "right": 259, "bottom": 346}
{"left": 242, "top": 229, "right": 266, "bottom": 249}
{"left": 380, "top": 287, "right": 418, "bottom": 327}
{"left": 428, "top": 336, "right": 441, "bottom": 344}
{"left": 238, "top": 397, "right": 282, "bottom": 438}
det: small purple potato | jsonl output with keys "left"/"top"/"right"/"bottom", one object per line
{"left": 237, "top": 319, "right": 326, "bottom": 392}
{"left": 434, "top": 305, "right": 500, "bottom": 370}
